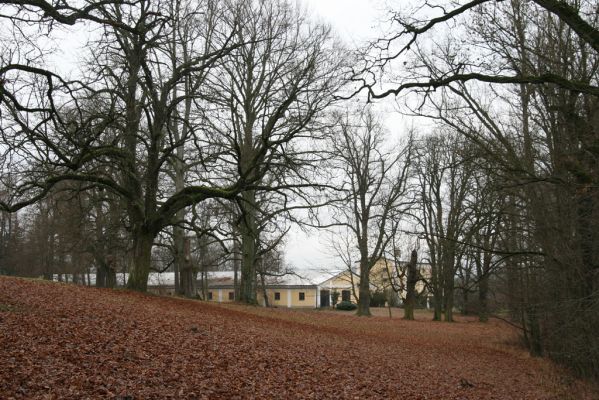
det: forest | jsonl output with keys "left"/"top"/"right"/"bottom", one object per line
{"left": 0, "top": 0, "right": 598, "bottom": 383}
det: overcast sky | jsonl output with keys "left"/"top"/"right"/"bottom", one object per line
{"left": 286, "top": 0, "right": 394, "bottom": 272}
{"left": 302, "top": 0, "right": 384, "bottom": 44}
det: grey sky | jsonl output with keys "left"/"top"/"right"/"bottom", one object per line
{"left": 286, "top": 1, "right": 392, "bottom": 272}
{"left": 302, "top": 0, "right": 384, "bottom": 44}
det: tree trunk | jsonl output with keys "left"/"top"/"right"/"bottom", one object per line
{"left": 126, "top": 231, "right": 154, "bottom": 292}
{"left": 173, "top": 224, "right": 184, "bottom": 295}
{"left": 444, "top": 286, "right": 454, "bottom": 322}
{"left": 478, "top": 272, "right": 489, "bottom": 322}
{"left": 525, "top": 305, "right": 543, "bottom": 356}
{"left": 403, "top": 249, "right": 418, "bottom": 320}
{"left": 43, "top": 224, "right": 55, "bottom": 280}
{"left": 180, "top": 236, "right": 196, "bottom": 297}
{"left": 577, "top": 190, "right": 596, "bottom": 299}
{"left": 239, "top": 190, "right": 258, "bottom": 304}
{"left": 96, "top": 262, "right": 106, "bottom": 288}
{"left": 357, "top": 260, "right": 371, "bottom": 316}
{"left": 443, "top": 258, "right": 455, "bottom": 322}
{"left": 478, "top": 249, "right": 491, "bottom": 322}
{"left": 180, "top": 265, "right": 196, "bottom": 297}
{"left": 461, "top": 265, "right": 471, "bottom": 315}
{"left": 462, "top": 289, "right": 469, "bottom": 315}
{"left": 106, "top": 263, "right": 116, "bottom": 289}
{"left": 432, "top": 292, "right": 443, "bottom": 321}
{"left": 233, "top": 237, "right": 240, "bottom": 301}
{"left": 430, "top": 260, "right": 443, "bottom": 321}
{"left": 260, "top": 270, "right": 269, "bottom": 307}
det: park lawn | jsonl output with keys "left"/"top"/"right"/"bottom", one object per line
{"left": 0, "top": 276, "right": 596, "bottom": 399}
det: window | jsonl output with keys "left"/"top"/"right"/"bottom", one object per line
{"left": 274, "top": 292, "right": 281, "bottom": 301}
{"left": 228, "top": 292, "right": 234, "bottom": 300}
{"left": 341, "top": 290, "right": 351, "bottom": 302}
{"left": 208, "top": 292, "right": 213, "bottom": 300}
{"left": 299, "top": 292, "right": 305, "bottom": 301}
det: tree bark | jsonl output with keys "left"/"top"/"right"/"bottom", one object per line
{"left": 181, "top": 236, "right": 197, "bottom": 297}
{"left": 106, "top": 259, "right": 116, "bottom": 289}
{"left": 443, "top": 254, "right": 456, "bottom": 322}
{"left": 233, "top": 236, "right": 240, "bottom": 301}
{"left": 259, "top": 269, "right": 269, "bottom": 307}
{"left": 239, "top": 190, "right": 258, "bottom": 304}
{"left": 173, "top": 224, "right": 184, "bottom": 295}
{"left": 478, "top": 272, "right": 489, "bottom": 322}
{"left": 431, "top": 263, "right": 443, "bottom": 321}
{"left": 403, "top": 249, "right": 418, "bottom": 320}
{"left": 357, "top": 260, "right": 371, "bottom": 316}
{"left": 477, "top": 246, "right": 492, "bottom": 322}
{"left": 126, "top": 230, "right": 154, "bottom": 292}
{"left": 96, "top": 261, "right": 106, "bottom": 288}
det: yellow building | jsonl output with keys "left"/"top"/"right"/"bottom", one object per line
{"left": 204, "top": 259, "right": 430, "bottom": 308}
{"left": 205, "top": 271, "right": 325, "bottom": 308}
{"left": 54, "top": 264, "right": 428, "bottom": 308}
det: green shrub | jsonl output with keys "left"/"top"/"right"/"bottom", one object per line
{"left": 336, "top": 301, "right": 357, "bottom": 311}
{"left": 331, "top": 290, "right": 340, "bottom": 307}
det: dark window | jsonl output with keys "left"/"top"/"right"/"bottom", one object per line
{"left": 208, "top": 292, "right": 213, "bottom": 300}
{"left": 320, "top": 290, "right": 330, "bottom": 307}
{"left": 274, "top": 292, "right": 281, "bottom": 301}
{"left": 341, "top": 290, "right": 351, "bottom": 302}
{"left": 299, "top": 292, "right": 305, "bottom": 301}
{"left": 228, "top": 292, "right": 234, "bottom": 300}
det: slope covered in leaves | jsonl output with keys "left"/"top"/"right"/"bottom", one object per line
{"left": 0, "top": 277, "right": 595, "bottom": 399}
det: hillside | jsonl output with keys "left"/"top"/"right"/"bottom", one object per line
{"left": 0, "top": 277, "right": 595, "bottom": 399}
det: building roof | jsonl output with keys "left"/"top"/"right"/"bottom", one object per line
{"left": 54, "top": 269, "right": 345, "bottom": 288}
{"left": 55, "top": 264, "right": 429, "bottom": 289}
{"left": 205, "top": 269, "right": 342, "bottom": 288}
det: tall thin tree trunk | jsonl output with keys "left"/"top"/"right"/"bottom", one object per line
{"left": 173, "top": 224, "right": 184, "bottom": 295}
{"left": 180, "top": 237, "right": 196, "bottom": 298}
{"left": 233, "top": 236, "right": 240, "bottom": 301}
{"left": 239, "top": 190, "right": 258, "bottom": 304}
{"left": 443, "top": 256, "right": 455, "bottom": 322}
{"left": 357, "top": 260, "right": 371, "bottom": 316}
{"left": 478, "top": 249, "right": 491, "bottom": 322}
{"left": 403, "top": 249, "right": 418, "bottom": 320}
{"left": 259, "top": 268, "right": 269, "bottom": 307}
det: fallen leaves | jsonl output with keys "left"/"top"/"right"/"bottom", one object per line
{"left": 0, "top": 277, "right": 596, "bottom": 399}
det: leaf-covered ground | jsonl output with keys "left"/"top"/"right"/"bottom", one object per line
{"left": 0, "top": 277, "right": 596, "bottom": 399}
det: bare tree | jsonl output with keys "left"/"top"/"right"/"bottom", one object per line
{"left": 328, "top": 107, "right": 413, "bottom": 316}
{"left": 201, "top": 0, "right": 344, "bottom": 303}
{"left": 413, "top": 132, "right": 477, "bottom": 322}
{"left": 359, "top": 0, "right": 599, "bottom": 376}
{"left": 0, "top": 0, "right": 344, "bottom": 293}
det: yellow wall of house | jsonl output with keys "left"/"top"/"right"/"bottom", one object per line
{"left": 206, "top": 289, "right": 236, "bottom": 303}
{"left": 258, "top": 288, "right": 318, "bottom": 308}
{"left": 206, "top": 288, "right": 318, "bottom": 308}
